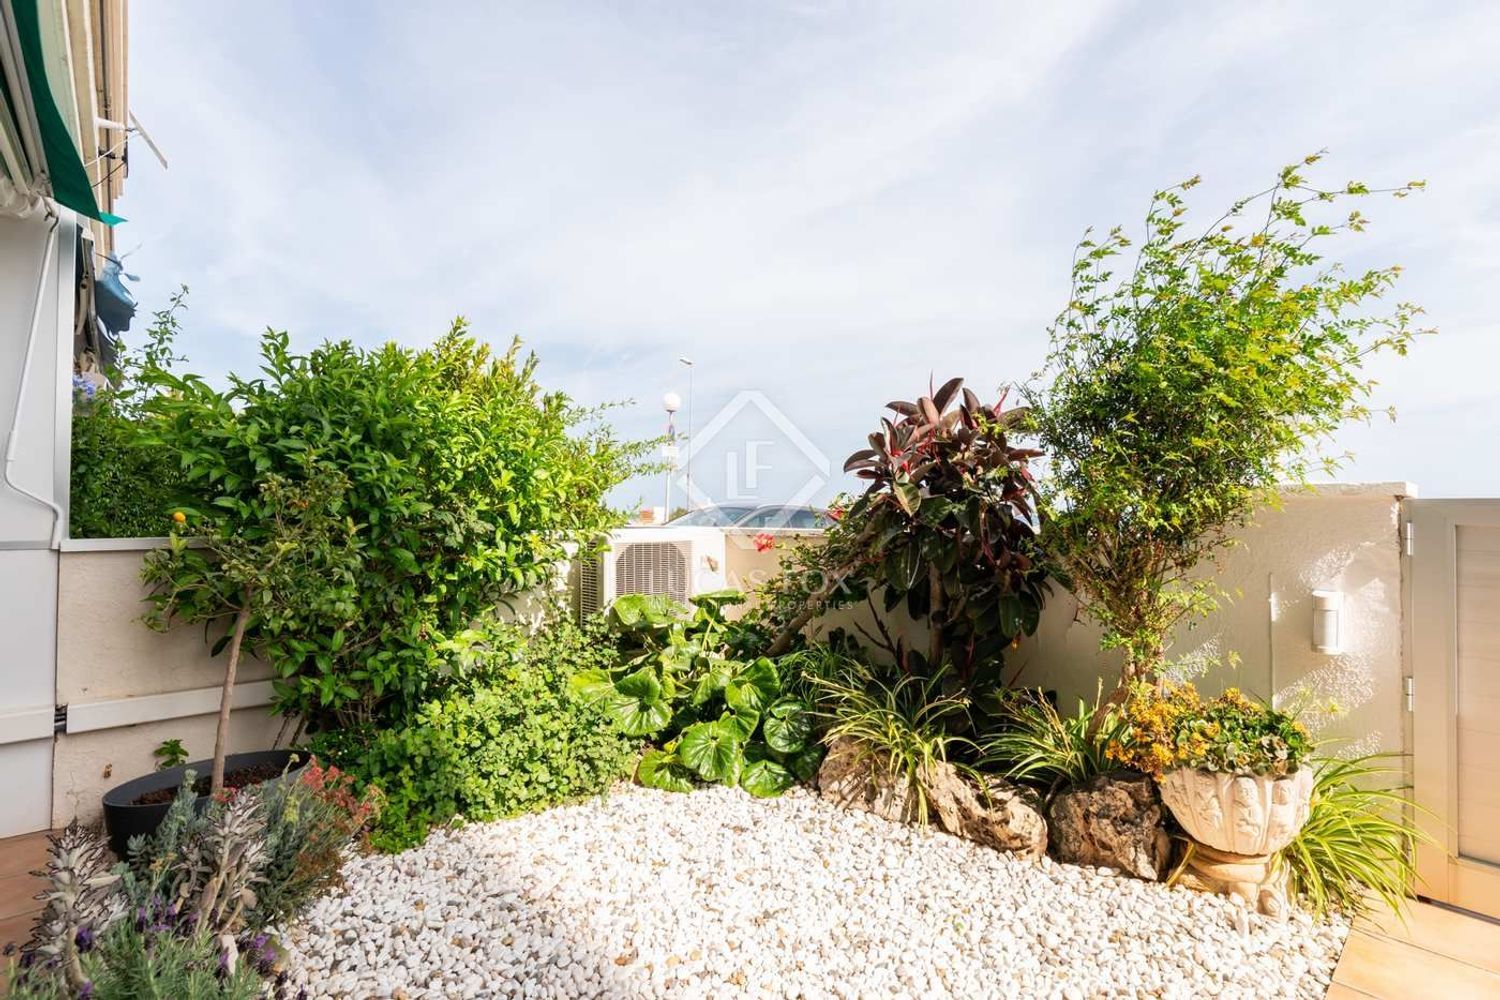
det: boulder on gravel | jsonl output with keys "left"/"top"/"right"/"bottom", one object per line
{"left": 817, "top": 737, "right": 1047, "bottom": 859}
{"left": 1049, "top": 771, "right": 1171, "bottom": 880}
{"left": 923, "top": 764, "right": 1048, "bottom": 860}
{"left": 815, "top": 736, "right": 919, "bottom": 824}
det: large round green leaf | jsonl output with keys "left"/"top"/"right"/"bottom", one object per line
{"left": 689, "top": 661, "right": 734, "bottom": 707}
{"left": 724, "top": 657, "right": 781, "bottom": 716}
{"left": 740, "top": 756, "right": 795, "bottom": 798}
{"left": 677, "top": 720, "right": 745, "bottom": 784}
{"left": 567, "top": 668, "right": 616, "bottom": 705}
{"left": 636, "top": 750, "right": 696, "bottom": 793}
{"left": 722, "top": 709, "right": 758, "bottom": 742}
{"left": 608, "top": 667, "right": 672, "bottom": 736}
{"left": 763, "top": 697, "right": 812, "bottom": 753}
{"left": 608, "top": 593, "right": 683, "bottom": 631}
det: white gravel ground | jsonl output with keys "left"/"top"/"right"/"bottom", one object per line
{"left": 284, "top": 784, "right": 1348, "bottom": 1000}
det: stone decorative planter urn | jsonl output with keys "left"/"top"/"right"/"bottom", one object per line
{"left": 1158, "top": 767, "right": 1315, "bottom": 916}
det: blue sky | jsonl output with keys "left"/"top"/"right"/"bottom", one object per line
{"left": 117, "top": 3, "right": 1499, "bottom": 508}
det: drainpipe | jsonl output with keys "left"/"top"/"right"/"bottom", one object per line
{"left": 1266, "top": 571, "right": 1278, "bottom": 708}
{"left": 3, "top": 210, "right": 65, "bottom": 548}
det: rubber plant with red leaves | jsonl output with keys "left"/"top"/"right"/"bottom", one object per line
{"left": 765, "top": 377, "right": 1049, "bottom": 690}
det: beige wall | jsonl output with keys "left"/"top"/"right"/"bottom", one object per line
{"left": 754, "top": 483, "right": 1412, "bottom": 756}
{"left": 1008, "top": 484, "right": 1411, "bottom": 755}
{"left": 722, "top": 528, "right": 823, "bottom": 618}
{"left": 52, "top": 541, "right": 284, "bottom": 826}
{"left": 57, "top": 544, "right": 273, "bottom": 703}
{"left": 53, "top": 709, "right": 284, "bottom": 827}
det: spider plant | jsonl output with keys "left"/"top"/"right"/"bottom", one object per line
{"left": 979, "top": 687, "right": 1125, "bottom": 798}
{"left": 1278, "top": 753, "right": 1427, "bottom": 919}
{"left": 810, "top": 665, "right": 974, "bottom": 826}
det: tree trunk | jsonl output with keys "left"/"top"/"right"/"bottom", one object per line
{"left": 210, "top": 598, "right": 253, "bottom": 797}
{"left": 926, "top": 563, "right": 945, "bottom": 669}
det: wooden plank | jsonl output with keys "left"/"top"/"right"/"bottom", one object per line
{"left": 1357, "top": 901, "right": 1500, "bottom": 975}
{"left": 0, "top": 832, "right": 49, "bottom": 880}
{"left": 0, "top": 871, "right": 41, "bottom": 921}
{"left": 1333, "top": 927, "right": 1500, "bottom": 998}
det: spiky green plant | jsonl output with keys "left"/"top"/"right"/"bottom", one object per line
{"left": 980, "top": 689, "right": 1125, "bottom": 797}
{"left": 811, "top": 665, "right": 974, "bottom": 826}
{"left": 1278, "top": 754, "right": 1425, "bottom": 918}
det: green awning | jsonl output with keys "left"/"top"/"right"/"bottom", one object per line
{"left": 11, "top": 0, "right": 122, "bottom": 224}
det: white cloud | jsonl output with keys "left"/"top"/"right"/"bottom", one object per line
{"left": 120, "top": 1, "right": 1500, "bottom": 505}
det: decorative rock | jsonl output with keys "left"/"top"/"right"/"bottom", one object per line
{"left": 1159, "top": 766, "right": 1314, "bottom": 855}
{"left": 1049, "top": 772, "right": 1172, "bottom": 880}
{"left": 815, "top": 736, "right": 918, "bottom": 824}
{"left": 818, "top": 738, "right": 1047, "bottom": 859}
{"left": 923, "top": 763, "right": 1048, "bottom": 860}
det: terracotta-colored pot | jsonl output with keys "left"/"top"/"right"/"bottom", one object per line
{"left": 1158, "top": 767, "right": 1314, "bottom": 856}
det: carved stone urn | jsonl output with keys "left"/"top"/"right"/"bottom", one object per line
{"left": 1158, "top": 767, "right": 1314, "bottom": 855}
{"left": 1158, "top": 767, "right": 1315, "bottom": 916}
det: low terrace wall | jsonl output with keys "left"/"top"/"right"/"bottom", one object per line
{"left": 53, "top": 539, "right": 283, "bottom": 826}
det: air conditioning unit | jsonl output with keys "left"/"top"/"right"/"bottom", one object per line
{"left": 574, "top": 526, "right": 728, "bottom": 618}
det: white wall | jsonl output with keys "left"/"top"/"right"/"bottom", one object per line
{"left": 0, "top": 212, "right": 74, "bottom": 836}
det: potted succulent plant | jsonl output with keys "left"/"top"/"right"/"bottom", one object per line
{"left": 1110, "top": 683, "right": 1316, "bottom": 846}
{"left": 1107, "top": 682, "right": 1315, "bottom": 913}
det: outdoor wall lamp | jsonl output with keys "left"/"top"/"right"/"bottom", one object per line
{"left": 1311, "top": 589, "right": 1343, "bottom": 654}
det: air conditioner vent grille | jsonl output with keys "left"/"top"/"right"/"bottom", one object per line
{"left": 576, "top": 555, "right": 603, "bottom": 620}
{"left": 615, "top": 541, "right": 689, "bottom": 603}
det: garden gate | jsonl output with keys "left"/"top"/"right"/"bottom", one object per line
{"left": 1407, "top": 498, "right": 1500, "bottom": 918}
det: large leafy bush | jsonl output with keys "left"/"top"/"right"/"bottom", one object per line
{"left": 140, "top": 322, "right": 649, "bottom": 727}
{"left": 574, "top": 593, "right": 822, "bottom": 798}
{"left": 1027, "top": 156, "right": 1425, "bottom": 689}
{"left": 756, "top": 377, "right": 1049, "bottom": 689}
{"left": 316, "top": 617, "right": 637, "bottom": 852}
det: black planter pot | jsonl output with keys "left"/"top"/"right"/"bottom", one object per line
{"left": 101, "top": 748, "right": 308, "bottom": 859}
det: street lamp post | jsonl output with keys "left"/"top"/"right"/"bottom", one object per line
{"left": 662, "top": 391, "right": 681, "bottom": 518}
{"left": 678, "top": 357, "right": 694, "bottom": 508}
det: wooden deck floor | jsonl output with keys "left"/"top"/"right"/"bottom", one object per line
{"left": 4, "top": 828, "right": 1499, "bottom": 994}
{"left": 0, "top": 830, "right": 52, "bottom": 966}
{"left": 1331, "top": 898, "right": 1500, "bottom": 998}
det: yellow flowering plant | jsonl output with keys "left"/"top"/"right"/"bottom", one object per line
{"left": 1106, "top": 681, "right": 1313, "bottom": 779}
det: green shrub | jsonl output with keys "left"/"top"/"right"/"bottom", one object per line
{"left": 810, "top": 664, "right": 974, "bottom": 826}
{"left": 68, "top": 289, "right": 205, "bottom": 539}
{"left": 318, "top": 617, "right": 637, "bottom": 852}
{"left": 1279, "top": 754, "right": 1424, "bottom": 918}
{"left": 255, "top": 760, "right": 381, "bottom": 927}
{"left": 4, "top": 918, "right": 267, "bottom": 1000}
{"left": 1027, "top": 157, "right": 1425, "bottom": 689}
{"left": 6, "top": 817, "right": 296, "bottom": 1000}
{"left": 980, "top": 689, "right": 1124, "bottom": 797}
{"left": 137, "top": 322, "right": 650, "bottom": 728}
{"left": 756, "top": 377, "right": 1049, "bottom": 690}
{"left": 572, "top": 593, "right": 822, "bottom": 800}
